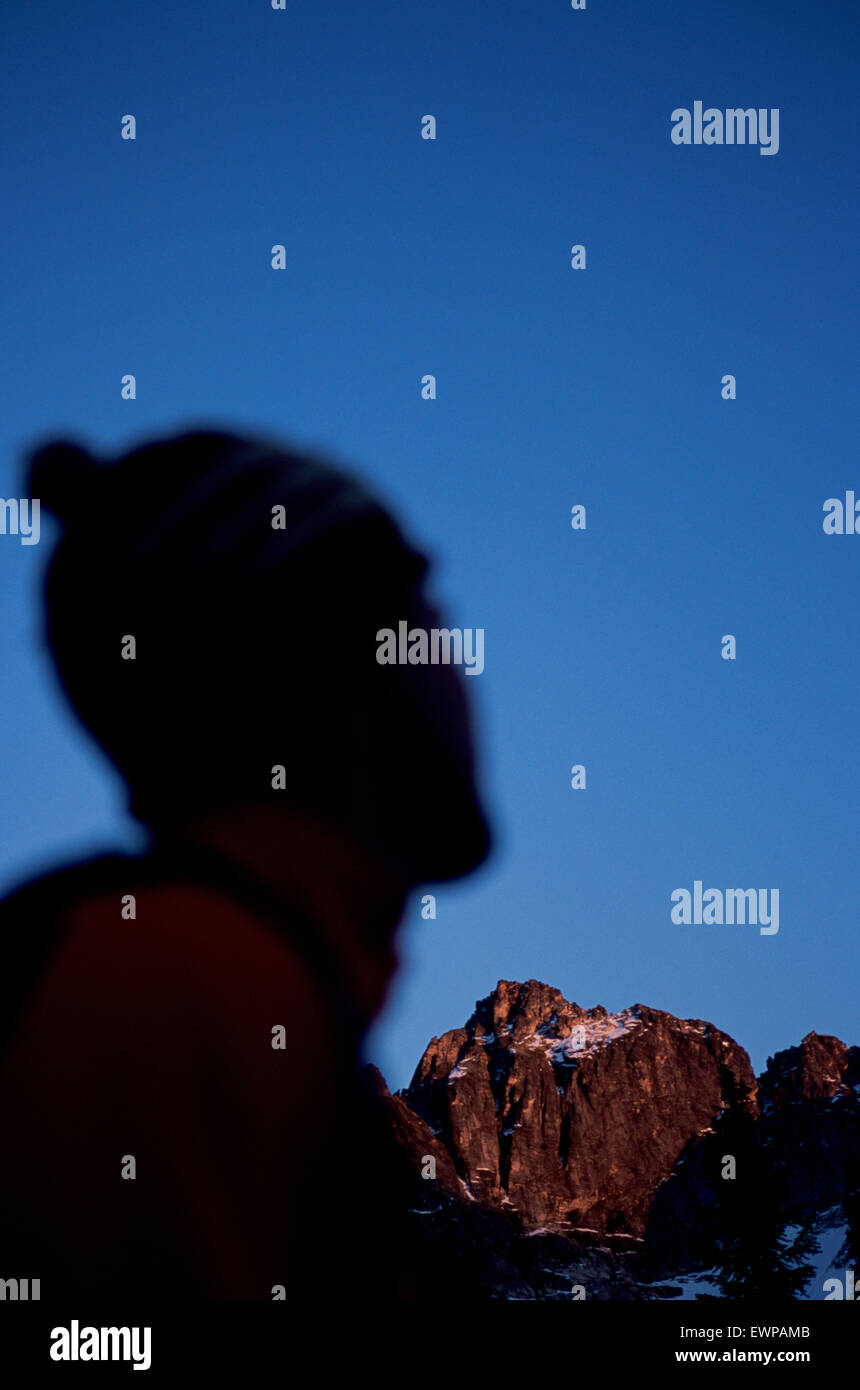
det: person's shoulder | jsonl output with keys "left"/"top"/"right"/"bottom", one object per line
{"left": 0, "top": 850, "right": 142, "bottom": 918}
{"left": 1, "top": 849, "right": 329, "bottom": 1064}
{"left": 0, "top": 848, "right": 265, "bottom": 937}
{"left": 48, "top": 854, "right": 328, "bottom": 1026}
{"left": 0, "top": 851, "right": 148, "bottom": 1053}
{"left": 0, "top": 847, "right": 308, "bottom": 979}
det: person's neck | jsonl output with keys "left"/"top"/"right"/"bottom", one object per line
{"left": 168, "top": 800, "right": 408, "bottom": 1023}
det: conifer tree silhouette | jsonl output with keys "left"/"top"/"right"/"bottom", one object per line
{"left": 837, "top": 1162, "right": 860, "bottom": 1270}
{"left": 700, "top": 1066, "right": 819, "bottom": 1300}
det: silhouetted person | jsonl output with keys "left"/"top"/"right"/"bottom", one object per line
{"left": 0, "top": 428, "right": 491, "bottom": 1299}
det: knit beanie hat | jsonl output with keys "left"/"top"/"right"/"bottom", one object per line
{"left": 25, "top": 428, "right": 490, "bottom": 880}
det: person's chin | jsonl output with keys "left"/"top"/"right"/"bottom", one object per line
{"left": 408, "top": 788, "right": 492, "bottom": 885}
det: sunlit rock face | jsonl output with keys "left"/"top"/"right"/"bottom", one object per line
{"left": 399, "top": 978, "right": 756, "bottom": 1234}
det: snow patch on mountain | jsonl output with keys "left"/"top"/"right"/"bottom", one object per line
{"left": 539, "top": 1009, "right": 644, "bottom": 1064}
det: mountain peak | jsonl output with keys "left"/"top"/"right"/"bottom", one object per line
{"left": 760, "top": 1031, "right": 859, "bottom": 1106}
{"left": 470, "top": 978, "right": 587, "bottom": 1042}
{"left": 401, "top": 978, "right": 756, "bottom": 1232}
{"left": 381, "top": 980, "right": 858, "bottom": 1299}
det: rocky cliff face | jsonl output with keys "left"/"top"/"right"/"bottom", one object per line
{"left": 754, "top": 1031, "right": 860, "bottom": 1224}
{"left": 379, "top": 979, "right": 859, "bottom": 1299}
{"left": 643, "top": 1028, "right": 860, "bottom": 1279}
{"left": 401, "top": 978, "right": 756, "bottom": 1235}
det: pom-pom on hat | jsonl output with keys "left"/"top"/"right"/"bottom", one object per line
{"left": 26, "top": 439, "right": 103, "bottom": 523}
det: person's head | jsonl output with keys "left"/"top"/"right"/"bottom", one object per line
{"left": 26, "top": 427, "right": 491, "bottom": 887}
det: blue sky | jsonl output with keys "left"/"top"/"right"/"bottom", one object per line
{"left": 1, "top": 0, "right": 857, "bottom": 1090}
